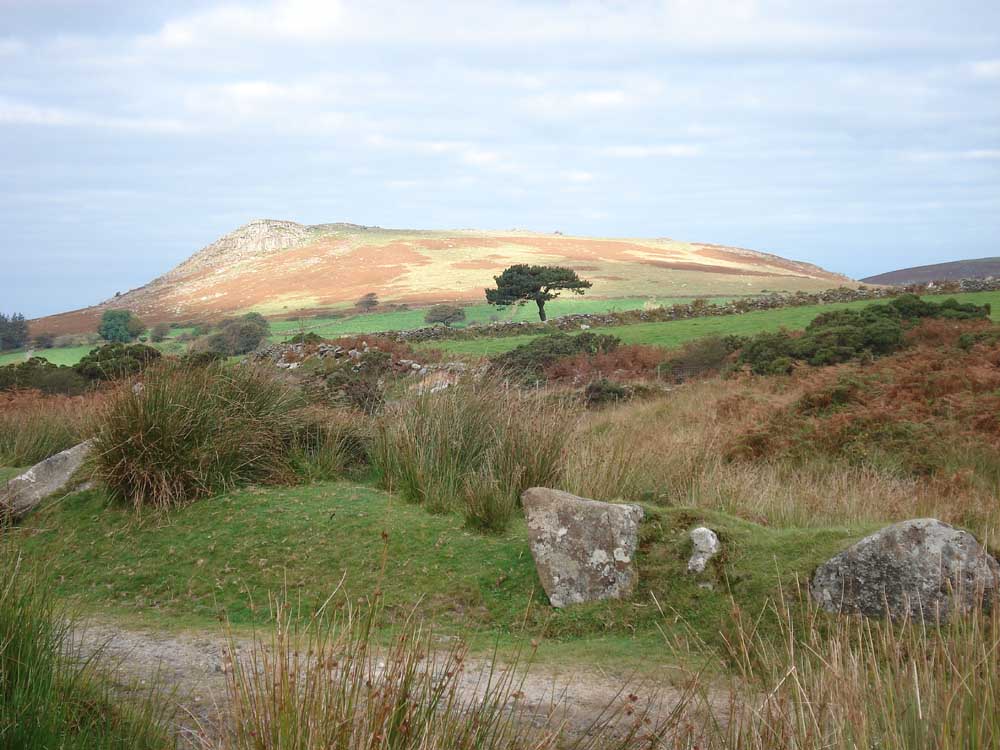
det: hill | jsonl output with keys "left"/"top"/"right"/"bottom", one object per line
{"left": 31, "top": 219, "right": 853, "bottom": 335}
{"left": 862, "top": 257, "right": 1000, "bottom": 286}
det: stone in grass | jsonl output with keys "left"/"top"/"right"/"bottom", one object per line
{"left": 687, "top": 527, "right": 720, "bottom": 574}
{"left": 810, "top": 518, "right": 1000, "bottom": 622}
{"left": 1, "top": 440, "right": 93, "bottom": 521}
{"left": 521, "top": 487, "right": 643, "bottom": 609}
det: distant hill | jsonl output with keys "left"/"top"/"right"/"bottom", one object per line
{"left": 31, "top": 219, "right": 854, "bottom": 335}
{"left": 862, "top": 257, "right": 1000, "bottom": 286}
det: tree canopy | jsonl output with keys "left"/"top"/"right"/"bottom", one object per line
{"left": 484, "top": 264, "right": 591, "bottom": 321}
{"left": 355, "top": 293, "right": 379, "bottom": 312}
{"left": 424, "top": 304, "right": 466, "bottom": 327}
{"left": 0, "top": 313, "right": 29, "bottom": 351}
{"left": 98, "top": 309, "right": 146, "bottom": 343}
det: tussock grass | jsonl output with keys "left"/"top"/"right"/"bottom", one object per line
{"left": 564, "top": 379, "right": 998, "bottom": 538}
{"left": 372, "top": 378, "right": 571, "bottom": 532}
{"left": 671, "top": 589, "right": 1000, "bottom": 749}
{"left": 215, "top": 589, "right": 679, "bottom": 750}
{"left": 0, "top": 390, "right": 98, "bottom": 466}
{"left": 0, "top": 545, "right": 168, "bottom": 749}
{"left": 93, "top": 362, "right": 304, "bottom": 511}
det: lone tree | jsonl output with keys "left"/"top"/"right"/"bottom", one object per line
{"left": 424, "top": 304, "right": 466, "bottom": 327}
{"left": 98, "top": 309, "right": 146, "bottom": 343}
{"left": 485, "top": 265, "right": 591, "bottom": 322}
{"left": 355, "top": 292, "right": 379, "bottom": 313}
{"left": 0, "top": 313, "right": 29, "bottom": 350}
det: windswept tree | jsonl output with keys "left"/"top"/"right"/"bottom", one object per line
{"left": 355, "top": 292, "right": 379, "bottom": 313}
{"left": 485, "top": 264, "right": 591, "bottom": 322}
{"left": 424, "top": 304, "right": 466, "bottom": 327}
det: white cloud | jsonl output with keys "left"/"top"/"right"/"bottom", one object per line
{"left": 563, "top": 170, "right": 594, "bottom": 183}
{"left": 970, "top": 60, "right": 1000, "bottom": 79}
{"left": 603, "top": 144, "right": 703, "bottom": 158}
{"left": 904, "top": 149, "right": 1000, "bottom": 162}
{"left": 0, "top": 96, "right": 190, "bottom": 133}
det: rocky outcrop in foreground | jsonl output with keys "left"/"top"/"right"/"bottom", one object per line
{"left": 1, "top": 441, "right": 93, "bottom": 520}
{"left": 810, "top": 518, "right": 1000, "bottom": 621}
{"left": 521, "top": 487, "right": 643, "bottom": 608}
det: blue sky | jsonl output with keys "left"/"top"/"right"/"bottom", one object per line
{"left": 2, "top": 0, "right": 998, "bottom": 318}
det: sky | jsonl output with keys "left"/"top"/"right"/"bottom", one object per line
{"left": 2, "top": 0, "right": 999, "bottom": 318}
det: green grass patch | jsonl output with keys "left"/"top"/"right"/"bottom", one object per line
{"left": 0, "top": 466, "right": 25, "bottom": 483}
{"left": 270, "top": 297, "right": 732, "bottom": 340}
{"left": 427, "top": 290, "right": 1000, "bottom": 357}
{"left": 12, "top": 480, "right": 874, "bottom": 669}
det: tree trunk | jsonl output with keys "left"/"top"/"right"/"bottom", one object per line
{"left": 536, "top": 298, "right": 547, "bottom": 321}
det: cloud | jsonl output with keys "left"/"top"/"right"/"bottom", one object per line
{"left": 903, "top": 149, "right": 1000, "bottom": 162}
{"left": 603, "top": 144, "right": 703, "bottom": 158}
{"left": 970, "top": 60, "right": 1000, "bottom": 79}
{"left": 0, "top": 96, "right": 190, "bottom": 133}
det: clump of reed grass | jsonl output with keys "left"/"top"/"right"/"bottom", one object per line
{"left": 215, "top": 591, "right": 677, "bottom": 750}
{"left": 0, "top": 544, "right": 168, "bottom": 749}
{"left": 93, "top": 362, "right": 304, "bottom": 511}
{"left": 371, "top": 378, "right": 572, "bottom": 532}
{"left": 0, "top": 390, "right": 98, "bottom": 466}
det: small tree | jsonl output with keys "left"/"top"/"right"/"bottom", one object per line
{"left": 355, "top": 293, "right": 379, "bottom": 313}
{"left": 424, "top": 304, "right": 466, "bottom": 327}
{"left": 0, "top": 313, "right": 29, "bottom": 350}
{"left": 98, "top": 309, "right": 145, "bottom": 343}
{"left": 33, "top": 332, "right": 56, "bottom": 349}
{"left": 485, "top": 265, "right": 591, "bottom": 322}
{"left": 150, "top": 322, "right": 171, "bottom": 343}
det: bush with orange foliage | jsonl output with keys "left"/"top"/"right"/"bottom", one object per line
{"left": 728, "top": 319, "right": 1000, "bottom": 486}
{"left": 542, "top": 343, "right": 666, "bottom": 383}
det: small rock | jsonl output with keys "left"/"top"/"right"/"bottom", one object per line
{"left": 521, "top": 487, "right": 643, "bottom": 608}
{"left": 687, "top": 527, "right": 720, "bottom": 574}
{"left": 810, "top": 518, "right": 1000, "bottom": 621}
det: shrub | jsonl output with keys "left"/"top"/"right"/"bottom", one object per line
{"left": 424, "top": 304, "right": 466, "bottom": 326}
{"left": 0, "top": 358, "right": 90, "bottom": 395}
{"left": 93, "top": 362, "right": 304, "bottom": 510}
{"left": 200, "top": 313, "right": 271, "bottom": 356}
{"left": 355, "top": 292, "right": 379, "bottom": 312}
{"left": 73, "top": 343, "right": 162, "bottom": 381}
{"left": 544, "top": 344, "right": 666, "bottom": 383}
{"left": 661, "top": 335, "right": 744, "bottom": 381}
{"left": 583, "top": 378, "right": 631, "bottom": 406}
{"left": 490, "top": 332, "right": 620, "bottom": 383}
{"left": 289, "top": 331, "right": 324, "bottom": 345}
{"left": 372, "top": 378, "right": 572, "bottom": 532}
{"left": 98, "top": 309, "right": 145, "bottom": 343}
{"left": 149, "top": 322, "right": 170, "bottom": 342}
{"left": 33, "top": 332, "right": 56, "bottom": 349}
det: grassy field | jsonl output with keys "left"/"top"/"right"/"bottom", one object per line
{"left": 426, "top": 290, "right": 1000, "bottom": 357}
{"left": 7, "top": 479, "right": 872, "bottom": 669}
{"left": 269, "top": 296, "right": 733, "bottom": 340}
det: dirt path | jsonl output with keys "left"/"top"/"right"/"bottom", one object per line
{"left": 74, "top": 618, "right": 716, "bottom": 748}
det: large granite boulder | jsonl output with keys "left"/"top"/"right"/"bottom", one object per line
{"left": 521, "top": 487, "right": 643, "bottom": 608}
{"left": 1, "top": 440, "right": 93, "bottom": 521}
{"left": 811, "top": 518, "right": 1000, "bottom": 621}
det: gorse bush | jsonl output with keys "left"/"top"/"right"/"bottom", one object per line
{"left": 93, "top": 362, "right": 304, "bottom": 510}
{"left": 74, "top": 343, "right": 162, "bottom": 381}
{"left": 0, "top": 391, "right": 98, "bottom": 465}
{"left": 0, "top": 358, "right": 90, "bottom": 395}
{"left": 372, "top": 378, "right": 571, "bottom": 532}
{"left": 0, "top": 546, "right": 168, "bottom": 749}
{"left": 735, "top": 294, "right": 990, "bottom": 374}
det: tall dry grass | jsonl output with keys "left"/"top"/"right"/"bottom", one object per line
{"left": 563, "top": 379, "right": 998, "bottom": 538}
{"left": 0, "top": 390, "right": 99, "bottom": 466}
{"left": 372, "top": 378, "right": 571, "bottom": 532}
{"left": 669, "top": 589, "right": 1000, "bottom": 749}
{"left": 214, "top": 591, "right": 678, "bottom": 750}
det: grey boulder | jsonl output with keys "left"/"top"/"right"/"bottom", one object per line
{"left": 1, "top": 440, "right": 93, "bottom": 520}
{"left": 687, "top": 527, "right": 721, "bottom": 574}
{"left": 810, "top": 518, "right": 1000, "bottom": 621}
{"left": 521, "top": 487, "right": 643, "bottom": 608}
